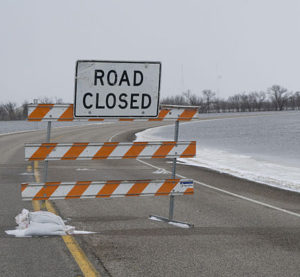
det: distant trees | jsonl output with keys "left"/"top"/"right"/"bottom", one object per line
{"left": 0, "top": 102, "right": 26, "bottom": 120}
{"left": 1, "top": 85, "right": 300, "bottom": 120}
{"left": 160, "top": 94, "right": 188, "bottom": 105}
{"left": 161, "top": 85, "right": 300, "bottom": 113}
{"left": 0, "top": 97, "right": 64, "bottom": 120}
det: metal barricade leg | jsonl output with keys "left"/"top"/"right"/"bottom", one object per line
{"left": 41, "top": 121, "right": 51, "bottom": 209}
{"left": 149, "top": 120, "right": 194, "bottom": 228}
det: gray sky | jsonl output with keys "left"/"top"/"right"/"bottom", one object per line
{"left": 1, "top": 0, "right": 300, "bottom": 104}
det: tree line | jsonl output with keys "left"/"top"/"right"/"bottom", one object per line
{"left": 1, "top": 85, "right": 300, "bottom": 120}
{"left": 0, "top": 97, "right": 63, "bottom": 120}
{"left": 161, "top": 85, "right": 300, "bottom": 113}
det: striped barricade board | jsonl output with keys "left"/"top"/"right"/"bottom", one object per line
{"left": 21, "top": 179, "right": 194, "bottom": 200}
{"left": 27, "top": 104, "right": 199, "bottom": 121}
{"left": 25, "top": 141, "right": 196, "bottom": 161}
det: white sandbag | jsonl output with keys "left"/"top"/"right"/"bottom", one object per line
{"left": 24, "top": 222, "right": 66, "bottom": 237}
{"left": 29, "top": 211, "right": 65, "bottom": 226}
{"left": 6, "top": 209, "right": 91, "bottom": 237}
{"left": 15, "top": 209, "right": 30, "bottom": 228}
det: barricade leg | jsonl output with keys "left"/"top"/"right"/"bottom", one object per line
{"left": 149, "top": 120, "right": 194, "bottom": 228}
{"left": 41, "top": 121, "right": 51, "bottom": 209}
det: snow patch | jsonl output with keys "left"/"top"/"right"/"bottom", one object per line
{"left": 179, "top": 148, "right": 300, "bottom": 193}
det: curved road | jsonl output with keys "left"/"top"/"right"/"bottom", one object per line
{"left": 1, "top": 121, "right": 299, "bottom": 276}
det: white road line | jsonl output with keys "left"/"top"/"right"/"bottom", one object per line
{"left": 137, "top": 159, "right": 300, "bottom": 219}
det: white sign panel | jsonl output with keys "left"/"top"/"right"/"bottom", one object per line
{"left": 74, "top": 60, "right": 161, "bottom": 118}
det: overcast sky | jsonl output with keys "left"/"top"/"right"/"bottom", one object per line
{"left": 1, "top": 0, "right": 300, "bottom": 104}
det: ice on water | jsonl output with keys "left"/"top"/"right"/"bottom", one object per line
{"left": 136, "top": 112, "right": 300, "bottom": 193}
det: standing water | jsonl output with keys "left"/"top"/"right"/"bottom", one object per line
{"left": 136, "top": 111, "right": 300, "bottom": 193}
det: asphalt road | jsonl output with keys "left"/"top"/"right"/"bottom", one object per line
{"left": 0, "top": 120, "right": 299, "bottom": 277}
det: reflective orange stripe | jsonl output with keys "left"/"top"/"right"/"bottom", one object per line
{"left": 119, "top": 118, "right": 134, "bottom": 121}
{"left": 149, "top": 109, "right": 170, "bottom": 121}
{"left": 93, "top": 142, "right": 119, "bottom": 159}
{"left": 34, "top": 182, "right": 60, "bottom": 200}
{"left": 123, "top": 142, "right": 148, "bottom": 159}
{"left": 28, "top": 104, "right": 54, "bottom": 121}
{"left": 66, "top": 181, "right": 91, "bottom": 199}
{"left": 152, "top": 141, "right": 175, "bottom": 158}
{"left": 178, "top": 109, "right": 197, "bottom": 121}
{"left": 126, "top": 181, "right": 150, "bottom": 196}
{"left": 62, "top": 142, "right": 89, "bottom": 160}
{"left": 180, "top": 141, "right": 196, "bottom": 158}
{"left": 184, "top": 188, "right": 194, "bottom": 195}
{"left": 29, "top": 143, "right": 57, "bottom": 161}
{"left": 88, "top": 118, "right": 105, "bottom": 121}
{"left": 58, "top": 105, "right": 73, "bottom": 121}
{"left": 155, "top": 179, "right": 178, "bottom": 196}
{"left": 96, "top": 181, "right": 120, "bottom": 198}
{"left": 21, "top": 183, "right": 28, "bottom": 192}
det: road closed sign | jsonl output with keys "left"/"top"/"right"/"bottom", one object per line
{"left": 74, "top": 60, "right": 161, "bottom": 118}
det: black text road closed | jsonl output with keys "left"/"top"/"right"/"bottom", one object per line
{"left": 74, "top": 60, "right": 161, "bottom": 118}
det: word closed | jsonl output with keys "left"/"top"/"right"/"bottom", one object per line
{"left": 74, "top": 61, "right": 161, "bottom": 118}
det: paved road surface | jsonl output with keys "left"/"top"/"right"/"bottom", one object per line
{"left": 0, "top": 120, "right": 299, "bottom": 276}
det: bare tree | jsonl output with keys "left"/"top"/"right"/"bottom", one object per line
{"left": 3, "top": 102, "right": 17, "bottom": 120}
{"left": 160, "top": 94, "right": 188, "bottom": 105}
{"left": 295, "top": 92, "right": 300, "bottom": 109}
{"left": 22, "top": 101, "right": 28, "bottom": 119}
{"left": 0, "top": 104, "right": 8, "bottom": 120}
{"left": 228, "top": 94, "right": 241, "bottom": 112}
{"left": 183, "top": 90, "right": 203, "bottom": 106}
{"left": 268, "top": 85, "right": 289, "bottom": 111}
{"left": 256, "top": 91, "right": 266, "bottom": 111}
{"left": 202, "top": 89, "right": 216, "bottom": 113}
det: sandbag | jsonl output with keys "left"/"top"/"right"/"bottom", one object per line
{"left": 29, "top": 210, "right": 65, "bottom": 226}
{"left": 24, "top": 222, "right": 66, "bottom": 237}
{"left": 6, "top": 209, "right": 75, "bottom": 237}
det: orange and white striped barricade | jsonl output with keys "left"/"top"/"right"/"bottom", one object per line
{"left": 21, "top": 179, "right": 194, "bottom": 201}
{"left": 24, "top": 141, "right": 196, "bottom": 161}
{"left": 27, "top": 104, "right": 199, "bottom": 122}
{"left": 23, "top": 102, "right": 198, "bottom": 228}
